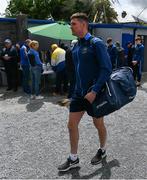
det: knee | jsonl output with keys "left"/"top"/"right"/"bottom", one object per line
{"left": 67, "top": 120, "right": 78, "bottom": 131}
{"left": 93, "top": 118, "right": 105, "bottom": 130}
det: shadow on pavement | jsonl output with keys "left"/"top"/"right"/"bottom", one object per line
{"left": 17, "top": 93, "right": 69, "bottom": 112}
{"left": 58, "top": 158, "right": 120, "bottom": 179}
{"left": 0, "top": 90, "right": 21, "bottom": 101}
{"left": 26, "top": 100, "right": 44, "bottom": 112}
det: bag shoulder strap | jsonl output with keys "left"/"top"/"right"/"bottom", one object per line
{"left": 89, "top": 36, "right": 103, "bottom": 46}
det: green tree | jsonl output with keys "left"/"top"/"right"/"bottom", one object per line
{"left": 92, "top": 0, "right": 118, "bottom": 23}
{"left": 5, "top": 0, "right": 118, "bottom": 23}
{"left": 6, "top": 0, "right": 51, "bottom": 19}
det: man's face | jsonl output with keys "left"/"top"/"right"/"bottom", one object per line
{"left": 136, "top": 40, "right": 141, "bottom": 45}
{"left": 34, "top": 43, "right": 39, "bottom": 50}
{"left": 107, "top": 41, "right": 112, "bottom": 46}
{"left": 5, "top": 43, "right": 11, "bottom": 49}
{"left": 70, "top": 18, "right": 85, "bottom": 37}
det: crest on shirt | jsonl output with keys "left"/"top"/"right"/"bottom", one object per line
{"left": 81, "top": 47, "right": 88, "bottom": 54}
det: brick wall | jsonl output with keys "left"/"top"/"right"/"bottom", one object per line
{"left": 0, "top": 21, "right": 17, "bottom": 48}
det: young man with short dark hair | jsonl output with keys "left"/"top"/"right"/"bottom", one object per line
{"left": 107, "top": 37, "right": 117, "bottom": 69}
{"left": 58, "top": 13, "right": 112, "bottom": 172}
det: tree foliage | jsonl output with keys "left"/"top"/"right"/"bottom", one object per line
{"left": 6, "top": 0, "right": 51, "bottom": 19}
{"left": 91, "top": 0, "right": 118, "bottom": 23}
{"left": 6, "top": 0, "right": 118, "bottom": 23}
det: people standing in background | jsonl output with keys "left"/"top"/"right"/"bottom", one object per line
{"left": 1, "top": 39, "right": 18, "bottom": 91}
{"left": 15, "top": 43, "right": 21, "bottom": 63}
{"left": 51, "top": 44, "right": 68, "bottom": 95}
{"left": 126, "top": 42, "right": 135, "bottom": 68}
{"left": 60, "top": 43, "right": 68, "bottom": 51}
{"left": 115, "top": 41, "right": 126, "bottom": 68}
{"left": 107, "top": 37, "right": 117, "bottom": 69}
{"left": 46, "top": 47, "right": 51, "bottom": 64}
{"left": 65, "top": 40, "right": 78, "bottom": 99}
{"left": 28, "top": 40, "right": 43, "bottom": 99}
{"left": 20, "top": 39, "right": 31, "bottom": 94}
{"left": 132, "top": 37, "right": 144, "bottom": 86}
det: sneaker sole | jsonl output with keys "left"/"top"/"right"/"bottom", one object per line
{"left": 91, "top": 154, "right": 107, "bottom": 165}
{"left": 58, "top": 162, "right": 79, "bottom": 172}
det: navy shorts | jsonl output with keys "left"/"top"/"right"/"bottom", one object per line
{"left": 70, "top": 96, "right": 99, "bottom": 118}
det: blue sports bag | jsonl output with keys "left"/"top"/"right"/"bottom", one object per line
{"left": 92, "top": 67, "right": 137, "bottom": 118}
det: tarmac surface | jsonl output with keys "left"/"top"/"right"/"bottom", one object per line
{"left": 0, "top": 77, "right": 147, "bottom": 179}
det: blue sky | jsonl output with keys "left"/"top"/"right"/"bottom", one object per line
{"left": 0, "top": 0, "right": 147, "bottom": 22}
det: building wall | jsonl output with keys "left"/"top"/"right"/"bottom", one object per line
{"left": 143, "top": 36, "right": 147, "bottom": 72}
{"left": 136, "top": 29, "right": 147, "bottom": 36}
{"left": 0, "top": 21, "right": 17, "bottom": 48}
{"left": 94, "top": 28, "right": 122, "bottom": 44}
{"left": 93, "top": 27, "right": 133, "bottom": 45}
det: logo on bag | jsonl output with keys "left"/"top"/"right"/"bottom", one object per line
{"left": 96, "top": 101, "right": 108, "bottom": 109}
{"left": 129, "top": 95, "right": 135, "bottom": 100}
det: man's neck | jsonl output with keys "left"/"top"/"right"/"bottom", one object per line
{"left": 78, "top": 31, "right": 88, "bottom": 39}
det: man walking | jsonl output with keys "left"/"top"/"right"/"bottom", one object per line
{"left": 58, "top": 13, "right": 112, "bottom": 172}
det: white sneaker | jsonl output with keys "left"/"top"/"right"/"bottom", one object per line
{"left": 35, "top": 95, "right": 44, "bottom": 100}
{"left": 30, "top": 95, "right": 36, "bottom": 100}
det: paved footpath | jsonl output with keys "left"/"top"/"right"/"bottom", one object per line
{"left": 0, "top": 82, "right": 147, "bottom": 179}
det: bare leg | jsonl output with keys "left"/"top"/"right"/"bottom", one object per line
{"left": 93, "top": 117, "right": 107, "bottom": 148}
{"left": 68, "top": 111, "right": 85, "bottom": 154}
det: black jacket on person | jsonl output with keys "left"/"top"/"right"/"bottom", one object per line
{"left": 1, "top": 46, "right": 18, "bottom": 63}
{"left": 127, "top": 45, "right": 135, "bottom": 67}
{"left": 1, "top": 46, "right": 18, "bottom": 90}
{"left": 65, "top": 47, "right": 75, "bottom": 73}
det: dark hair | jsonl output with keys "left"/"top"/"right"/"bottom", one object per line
{"left": 115, "top": 41, "right": 120, "bottom": 47}
{"left": 135, "top": 37, "right": 142, "bottom": 41}
{"left": 107, "top": 37, "right": 112, "bottom": 44}
{"left": 70, "top": 12, "right": 89, "bottom": 23}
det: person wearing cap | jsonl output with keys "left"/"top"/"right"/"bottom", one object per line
{"left": 1, "top": 39, "right": 18, "bottom": 91}
{"left": 132, "top": 37, "right": 144, "bottom": 86}
{"left": 107, "top": 37, "right": 118, "bottom": 69}
{"left": 51, "top": 44, "right": 68, "bottom": 95}
{"left": 20, "top": 39, "right": 31, "bottom": 94}
{"left": 58, "top": 13, "right": 112, "bottom": 172}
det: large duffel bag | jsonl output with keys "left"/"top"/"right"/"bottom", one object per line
{"left": 92, "top": 67, "right": 137, "bottom": 118}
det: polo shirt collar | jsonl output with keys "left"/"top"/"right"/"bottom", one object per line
{"left": 84, "top": 33, "right": 92, "bottom": 40}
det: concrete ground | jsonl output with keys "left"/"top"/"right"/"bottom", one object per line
{"left": 0, "top": 79, "right": 147, "bottom": 179}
